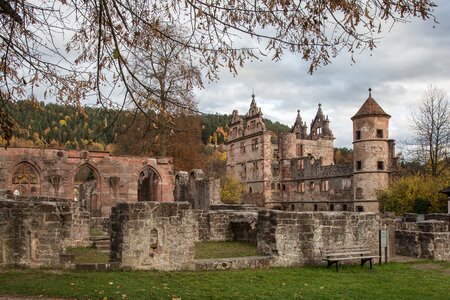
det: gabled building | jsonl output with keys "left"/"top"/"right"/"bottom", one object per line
{"left": 226, "top": 90, "right": 399, "bottom": 212}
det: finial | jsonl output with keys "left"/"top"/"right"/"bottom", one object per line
{"left": 297, "top": 109, "right": 300, "bottom": 114}
{"left": 318, "top": 103, "right": 321, "bottom": 107}
{"left": 368, "top": 87, "right": 372, "bottom": 97}
{"left": 252, "top": 89, "right": 255, "bottom": 100}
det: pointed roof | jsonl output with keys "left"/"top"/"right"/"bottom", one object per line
{"left": 351, "top": 89, "right": 391, "bottom": 120}
{"left": 311, "top": 103, "right": 325, "bottom": 126}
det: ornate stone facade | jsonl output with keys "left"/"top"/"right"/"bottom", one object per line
{"left": 0, "top": 148, "right": 174, "bottom": 216}
{"left": 226, "top": 91, "right": 399, "bottom": 212}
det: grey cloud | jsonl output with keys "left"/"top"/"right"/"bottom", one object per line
{"left": 196, "top": 1, "right": 450, "bottom": 148}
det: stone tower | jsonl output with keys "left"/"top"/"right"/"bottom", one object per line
{"left": 351, "top": 89, "right": 391, "bottom": 212}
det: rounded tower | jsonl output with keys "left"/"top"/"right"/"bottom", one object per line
{"left": 351, "top": 89, "right": 391, "bottom": 212}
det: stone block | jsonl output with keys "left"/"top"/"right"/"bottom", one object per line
{"left": 417, "top": 220, "right": 448, "bottom": 232}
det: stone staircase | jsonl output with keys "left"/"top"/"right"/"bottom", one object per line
{"left": 90, "top": 235, "right": 110, "bottom": 251}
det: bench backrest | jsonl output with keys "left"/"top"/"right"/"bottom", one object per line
{"left": 322, "top": 246, "right": 372, "bottom": 258}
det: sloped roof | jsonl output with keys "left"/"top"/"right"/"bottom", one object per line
{"left": 351, "top": 97, "right": 391, "bottom": 120}
{"left": 439, "top": 186, "right": 450, "bottom": 195}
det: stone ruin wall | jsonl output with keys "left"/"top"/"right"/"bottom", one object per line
{"left": 109, "top": 202, "right": 197, "bottom": 271}
{"left": 110, "top": 199, "right": 382, "bottom": 270}
{"left": 0, "top": 193, "right": 90, "bottom": 268}
{"left": 258, "top": 211, "right": 380, "bottom": 266}
{"left": 0, "top": 147, "right": 175, "bottom": 216}
{"left": 195, "top": 204, "right": 259, "bottom": 243}
{"left": 394, "top": 213, "right": 450, "bottom": 261}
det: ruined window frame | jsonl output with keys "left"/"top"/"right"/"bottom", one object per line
{"left": 321, "top": 180, "right": 329, "bottom": 192}
{"left": 251, "top": 138, "right": 258, "bottom": 151}
{"left": 297, "top": 181, "right": 305, "bottom": 193}
{"left": 240, "top": 142, "right": 246, "bottom": 154}
{"left": 297, "top": 159, "right": 304, "bottom": 170}
{"left": 296, "top": 144, "right": 304, "bottom": 157}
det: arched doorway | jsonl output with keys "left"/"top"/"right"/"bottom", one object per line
{"left": 74, "top": 164, "right": 99, "bottom": 214}
{"left": 11, "top": 162, "right": 40, "bottom": 196}
{"left": 138, "top": 167, "right": 161, "bottom": 202}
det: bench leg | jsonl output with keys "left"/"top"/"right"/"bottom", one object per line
{"left": 360, "top": 258, "right": 374, "bottom": 270}
{"left": 327, "top": 260, "right": 339, "bottom": 272}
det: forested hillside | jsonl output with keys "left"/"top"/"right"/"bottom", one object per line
{"left": 2, "top": 101, "right": 292, "bottom": 172}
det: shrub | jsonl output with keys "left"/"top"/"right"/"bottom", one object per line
{"left": 220, "top": 175, "right": 246, "bottom": 204}
{"left": 413, "top": 197, "right": 431, "bottom": 214}
{"left": 379, "top": 175, "right": 448, "bottom": 215}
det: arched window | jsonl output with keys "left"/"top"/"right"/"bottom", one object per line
{"left": 11, "top": 162, "right": 40, "bottom": 196}
{"left": 138, "top": 167, "right": 161, "bottom": 202}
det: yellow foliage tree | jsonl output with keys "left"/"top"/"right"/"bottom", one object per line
{"left": 220, "top": 175, "right": 246, "bottom": 204}
{"left": 379, "top": 175, "right": 448, "bottom": 215}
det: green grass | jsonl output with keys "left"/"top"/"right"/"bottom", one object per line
{"left": 90, "top": 228, "right": 106, "bottom": 237}
{"left": 66, "top": 247, "right": 109, "bottom": 264}
{"left": 0, "top": 261, "right": 449, "bottom": 299}
{"left": 194, "top": 241, "right": 258, "bottom": 259}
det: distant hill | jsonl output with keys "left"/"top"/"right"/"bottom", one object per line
{"left": 5, "top": 101, "right": 291, "bottom": 148}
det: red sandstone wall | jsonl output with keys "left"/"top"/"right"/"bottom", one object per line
{"left": 0, "top": 148, "right": 174, "bottom": 215}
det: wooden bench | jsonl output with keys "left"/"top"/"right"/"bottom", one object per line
{"left": 322, "top": 246, "right": 379, "bottom": 272}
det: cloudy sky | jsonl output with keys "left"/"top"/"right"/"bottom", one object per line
{"left": 194, "top": 1, "right": 450, "bottom": 149}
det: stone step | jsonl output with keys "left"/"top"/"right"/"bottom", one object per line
{"left": 93, "top": 240, "right": 110, "bottom": 250}
{"left": 195, "top": 255, "right": 274, "bottom": 271}
{"left": 75, "top": 262, "right": 121, "bottom": 271}
{"left": 89, "top": 236, "right": 109, "bottom": 241}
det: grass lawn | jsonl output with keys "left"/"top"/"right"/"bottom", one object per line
{"left": 0, "top": 261, "right": 449, "bottom": 299}
{"left": 194, "top": 241, "right": 258, "bottom": 259}
{"left": 65, "top": 247, "right": 109, "bottom": 264}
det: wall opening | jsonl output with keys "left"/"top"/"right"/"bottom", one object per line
{"left": 149, "top": 228, "right": 158, "bottom": 251}
{"left": 138, "top": 166, "right": 161, "bottom": 202}
{"left": 74, "top": 164, "right": 99, "bottom": 214}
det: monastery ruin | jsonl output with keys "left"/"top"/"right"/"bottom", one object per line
{"left": 226, "top": 90, "right": 399, "bottom": 212}
{"left": 0, "top": 90, "right": 449, "bottom": 271}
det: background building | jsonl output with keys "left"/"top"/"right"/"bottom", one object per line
{"left": 226, "top": 90, "right": 399, "bottom": 212}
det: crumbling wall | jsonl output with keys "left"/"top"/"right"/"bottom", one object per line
{"left": 257, "top": 211, "right": 380, "bottom": 266}
{"left": 110, "top": 202, "right": 196, "bottom": 271}
{"left": 0, "top": 196, "right": 89, "bottom": 267}
{"left": 195, "top": 205, "right": 258, "bottom": 243}
{"left": 174, "top": 170, "right": 221, "bottom": 210}
{"left": 395, "top": 213, "right": 450, "bottom": 261}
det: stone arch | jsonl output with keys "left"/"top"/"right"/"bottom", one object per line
{"left": 10, "top": 162, "right": 40, "bottom": 196}
{"left": 74, "top": 163, "right": 101, "bottom": 214}
{"left": 138, "top": 166, "right": 162, "bottom": 202}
